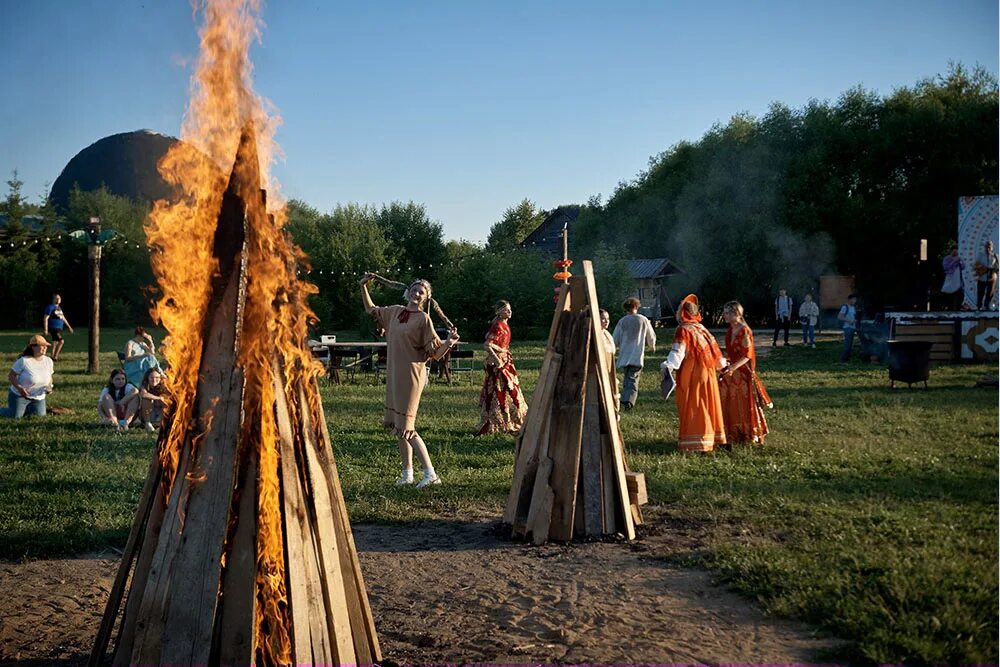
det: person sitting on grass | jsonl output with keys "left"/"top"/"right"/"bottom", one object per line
{"left": 123, "top": 326, "right": 161, "bottom": 387}
{"left": 98, "top": 369, "right": 139, "bottom": 432}
{"left": 3, "top": 334, "right": 54, "bottom": 418}
{"left": 135, "top": 367, "right": 168, "bottom": 432}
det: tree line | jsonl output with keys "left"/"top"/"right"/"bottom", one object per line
{"left": 1, "top": 65, "right": 995, "bottom": 334}
{"left": 572, "top": 64, "right": 998, "bottom": 322}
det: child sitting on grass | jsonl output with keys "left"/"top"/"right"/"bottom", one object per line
{"left": 98, "top": 369, "right": 138, "bottom": 433}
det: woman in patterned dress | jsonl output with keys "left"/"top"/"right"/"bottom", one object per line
{"left": 719, "top": 300, "right": 773, "bottom": 445}
{"left": 361, "top": 273, "right": 459, "bottom": 488}
{"left": 662, "top": 294, "right": 727, "bottom": 453}
{"left": 476, "top": 300, "right": 527, "bottom": 435}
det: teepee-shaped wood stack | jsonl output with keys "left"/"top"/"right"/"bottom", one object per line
{"left": 89, "top": 128, "right": 380, "bottom": 666}
{"left": 505, "top": 260, "right": 645, "bottom": 545}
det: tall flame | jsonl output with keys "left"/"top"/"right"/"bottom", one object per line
{"left": 146, "top": 0, "right": 320, "bottom": 661}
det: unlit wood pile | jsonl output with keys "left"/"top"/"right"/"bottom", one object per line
{"left": 89, "top": 128, "right": 380, "bottom": 666}
{"left": 505, "top": 261, "right": 646, "bottom": 545}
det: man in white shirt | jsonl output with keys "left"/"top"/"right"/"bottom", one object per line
{"left": 612, "top": 297, "right": 656, "bottom": 410}
{"left": 773, "top": 288, "right": 793, "bottom": 346}
{"left": 975, "top": 240, "right": 998, "bottom": 310}
{"left": 798, "top": 294, "right": 820, "bottom": 348}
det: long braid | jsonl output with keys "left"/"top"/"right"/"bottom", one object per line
{"left": 427, "top": 297, "right": 455, "bottom": 331}
{"left": 365, "top": 271, "right": 455, "bottom": 332}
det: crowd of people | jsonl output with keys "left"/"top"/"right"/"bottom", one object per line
{"left": 8, "top": 249, "right": 994, "bottom": 473}
{"left": 3, "top": 293, "right": 168, "bottom": 428}
{"left": 357, "top": 272, "right": 797, "bottom": 486}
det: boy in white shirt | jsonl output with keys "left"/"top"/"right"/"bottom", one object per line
{"left": 612, "top": 298, "right": 656, "bottom": 410}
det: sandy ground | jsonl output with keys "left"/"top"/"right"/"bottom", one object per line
{"left": 0, "top": 509, "right": 841, "bottom": 665}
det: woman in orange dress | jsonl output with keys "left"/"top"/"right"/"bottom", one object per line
{"left": 662, "top": 294, "right": 727, "bottom": 452}
{"left": 719, "top": 300, "right": 773, "bottom": 445}
{"left": 476, "top": 300, "right": 527, "bottom": 435}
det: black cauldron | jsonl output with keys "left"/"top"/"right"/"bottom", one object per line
{"left": 887, "top": 340, "right": 933, "bottom": 388}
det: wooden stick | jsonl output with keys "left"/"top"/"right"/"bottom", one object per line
{"left": 272, "top": 366, "right": 313, "bottom": 663}
{"left": 506, "top": 284, "right": 570, "bottom": 528}
{"left": 581, "top": 260, "right": 635, "bottom": 540}
{"left": 504, "top": 352, "right": 561, "bottom": 526}
{"left": 299, "top": 385, "right": 357, "bottom": 665}
{"left": 580, "top": 357, "right": 604, "bottom": 536}
{"left": 89, "top": 444, "right": 162, "bottom": 667}
{"left": 547, "top": 290, "right": 591, "bottom": 541}
{"left": 312, "top": 376, "right": 382, "bottom": 662}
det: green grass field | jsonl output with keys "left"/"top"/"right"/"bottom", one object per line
{"left": 0, "top": 328, "right": 996, "bottom": 664}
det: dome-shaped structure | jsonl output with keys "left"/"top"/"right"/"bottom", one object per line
{"left": 49, "top": 130, "right": 180, "bottom": 213}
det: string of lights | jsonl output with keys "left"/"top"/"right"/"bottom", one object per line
{"left": 0, "top": 227, "right": 564, "bottom": 278}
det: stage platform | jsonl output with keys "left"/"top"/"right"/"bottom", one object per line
{"left": 884, "top": 310, "right": 999, "bottom": 363}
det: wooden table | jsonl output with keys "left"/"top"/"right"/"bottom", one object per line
{"left": 312, "top": 342, "right": 387, "bottom": 384}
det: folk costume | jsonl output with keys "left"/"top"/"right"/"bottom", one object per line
{"left": 719, "top": 324, "right": 773, "bottom": 444}
{"left": 371, "top": 304, "right": 446, "bottom": 439}
{"left": 664, "top": 294, "right": 727, "bottom": 452}
{"left": 476, "top": 319, "right": 527, "bottom": 435}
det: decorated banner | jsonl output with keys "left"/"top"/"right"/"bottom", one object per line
{"left": 958, "top": 195, "right": 999, "bottom": 309}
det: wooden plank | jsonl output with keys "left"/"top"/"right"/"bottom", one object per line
{"left": 547, "top": 285, "right": 591, "bottom": 542}
{"left": 524, "top": 457, "right": 555, "bottom": 545}
{"left": 110, "top": 440, "right": 173, "bottom": 667}
{"left": 625, "top": 471, "right": 648, "bottom": 506}
{"left": 505, "top": 352, "right": 562, "bottom": 526}
{"left": 89, "top": 445, "right": 162, "bottom": 667}
{"left": 546, "top": 283, "right": 572, "bottom": 350}
{"left": 299, "top": 385, "right": 356, "bottom": 665}
{"left": 580, "top": 358, "right": 604, "bottom": 536}
{"left": 505, "top": 352, "right": 552, "bottom": 524}
{"left": 311, "top": 377, "right": 382, "bottom": 663}
{"left": 581, "top": 260, "right": 636, "bottom": 540}
{"left": 630, "top": 503, "right": 644, "bottom": 526}
{"left": 272, "top": 370, "right": 314, "bottom": 664}
{"left": 127, "top": 436, "right": 196, "bottom": 665}
{"left": 154, "top": 364, "right": 247, "bottom": 665}
{"left": 132, "top": 186, "right": 248, "bottom": 664}
{"left": 894, "top": 322, "right": 955, "bottom": 331}
{"left": 303, "top": 520, "right": 334, "bottom": 662}
{"left": 512, "top": 365, "right": 559, "bottom": 537}
{"left": 600, "top": 431, "right": 617, "bottom": 535}
{"left": 214, "top": 436, "right": 258, "bottom": 664}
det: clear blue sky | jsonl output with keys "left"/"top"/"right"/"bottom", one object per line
{"left": 2, "top": 0, "right": 996, "bottom": 242}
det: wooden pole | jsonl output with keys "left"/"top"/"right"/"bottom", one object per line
{"left": 87, "top": 217, "right": 101, "bottom": 375}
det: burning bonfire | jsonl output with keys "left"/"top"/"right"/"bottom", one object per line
{"left": 90, "top": 1, "right": 380, "bottom": 664}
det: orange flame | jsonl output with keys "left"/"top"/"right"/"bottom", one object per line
{"left": 146, "top": 0, "right": 321, "bottom": 661}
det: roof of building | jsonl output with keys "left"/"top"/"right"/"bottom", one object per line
{"left": 628, "top": 258, "right": 684, "bottom": 279}
{"left": 520, "top": 205, "right": 582, "bottom": 255}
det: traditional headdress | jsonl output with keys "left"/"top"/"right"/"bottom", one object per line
{"left": 679, "top": 294, "right": 702, "bottom": 324}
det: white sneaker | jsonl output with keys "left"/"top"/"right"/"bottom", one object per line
{"left": 415, "top": 472, "right": 441, "bottom": 489}
{"left": 395, "top": 472, "right": 414, "bottom": 486}
{"left": 811, "top": 344, "right": 816, "bottom": 349}
{"left": 144, "top": 422, "right": 156, "bottom": 433}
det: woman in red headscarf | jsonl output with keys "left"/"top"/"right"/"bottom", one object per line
{"left": 719, "top": 300, "right": 772, "bottom": 444}
{"left": 662, "top": 294, "right": 727, "bottom": 452}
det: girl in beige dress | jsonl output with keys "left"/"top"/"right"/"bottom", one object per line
{"left": 361, "top": 273, "right": 459, "bottom": 488}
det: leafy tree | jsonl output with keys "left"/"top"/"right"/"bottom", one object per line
{"left": 286, "top": 200, "right": 395, "bottom": 332}
{"left": 65, "top": 187, "right": 154, "bottom": 326}
{"left": 486, "top": 198, "right": 545, "bottom": 251}
{"left": 0, "top": 170, "right": 30, "bottom": 228}
{"left": 433, "top": 246, "right": 555, "bottom": 340}
{"left": 574, "top": 64, "right": 997, "bottom": 319}
{"left": 374, "top": 201, "right": 447, "bottom": 281}
{"left": 0, "top": 172, "right": 61, "bottom": 327}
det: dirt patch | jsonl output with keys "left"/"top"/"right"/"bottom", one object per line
{"left": 0, "top": 512, "right": 841, "bottom": 665}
